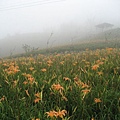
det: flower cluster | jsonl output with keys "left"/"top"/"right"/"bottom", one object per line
{"left": 46, "top": 109, "right": 67, "bottom": 118}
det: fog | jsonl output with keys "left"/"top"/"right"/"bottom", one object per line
{"left": 0, "top": 0, "right": 120, "bottom": 57}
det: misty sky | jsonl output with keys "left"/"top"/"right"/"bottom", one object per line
{"left": 0, "top": 0, "right": 120, "bottom": 57}
{"left": 0, "top": 0, "right": 120, "bottom": 38}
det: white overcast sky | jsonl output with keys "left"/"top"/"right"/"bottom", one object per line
{"left": 0, "top": 0, "right": 120, "bottom": 38}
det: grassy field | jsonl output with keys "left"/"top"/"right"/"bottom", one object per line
{"left": 0, "top": 47, "right": 120, "bottom": 120}
{"left": 9, "top": 39, "right": 120, "bottom": 58}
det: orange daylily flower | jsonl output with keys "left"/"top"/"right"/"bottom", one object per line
{"left": 28, "top": 76, "right": 35, "bottom": 82}
{"left": 13, "top": 67, "right": 20, "bottom": 73}
{"left": 23, "top": 81, "right": 28, "bottom": 85}
{"left": 82, "top": 89, "right": 91, "bottom": 99}
{"left": 56, "top": 110, "right": 67, "bottom": 118}
{"left": 35, "top": 92, "right": 41, "bottom": 98}
{"left": 3, "top": 63, "right": 8, "bottom": 66}
{"left": 29, "top": 67, "right": 34, "bottom": 71}
{"left": 92, "top": 64, "right": 99, "bottom": 70}
{"left": 97, "top": 71, "right": 103, "bottom": 75}
{"left": 94, "top": 98, "right": 102, "bottom": 103}
{"left": 25, "top": 74, "right": 32, "bottom": 78}
{"left": 41, "top": 68, "right": 47, "bottom": 72}
{"left": 60, "top": 61, "right": 64, "bottom": 65}
{"left": 106, "top": 47, "right": 113, "bottom": 51}
{"left": 96, "top": 60, "right": 104, "bottom": 65}
{"left": 47, "top": 60, "right": 53, "bottom": 64}
{"left": 46, "top": 110, "right": 57, "bottom": 118}
{"left": 75, "top": 80, "right": 89, "bottom": 88}
{"left": 82, "top": 89, "right": 90, "bottom": 94}
{"left": 82, "top": 83, "right": 89, "bottom": 88}
{"left": 34, "top": 92, "right": 41, "bottom": 103}
{"left": 74, "top": 77, "right": 79, "bottom": 82}
{"left": 22, "top": 73, "right": 32, "bottom": 78}
{"left": 52, "top": 83, "right": 64, "bottom": 91}
{"left": 34, "top": 98, "right": 41, "bottom": 103}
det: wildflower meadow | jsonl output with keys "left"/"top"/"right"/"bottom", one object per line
{"left": 0, "top": 48, "right": 120, "bottom": 120}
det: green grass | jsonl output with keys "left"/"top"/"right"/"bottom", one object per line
{"left": 7, "top": 39, "right": 120, "bottom": 59}
{"left": 0, "top": 47, "right": 120, "bottom": 120}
